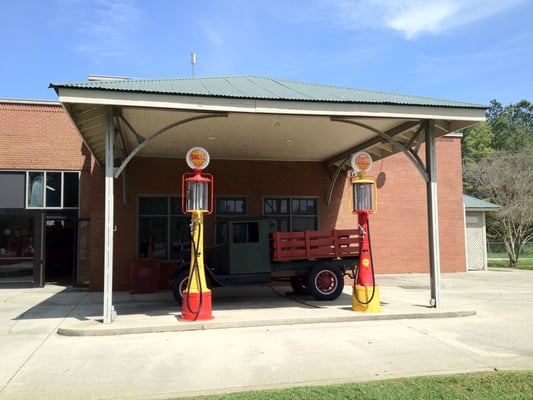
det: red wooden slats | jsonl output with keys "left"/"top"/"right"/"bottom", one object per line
{"left": 271, "top": 229, "right": 359, "bottom": 262}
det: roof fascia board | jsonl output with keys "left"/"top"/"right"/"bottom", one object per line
{"left": 466, "top": 207, "right": 501, "bottom": 212}
{"left": 55, "top": 88, "right": 487, "bottom": 122}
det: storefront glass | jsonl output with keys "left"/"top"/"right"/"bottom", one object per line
{"left": 0, "top": 215, "right": 35, "bottom": 283}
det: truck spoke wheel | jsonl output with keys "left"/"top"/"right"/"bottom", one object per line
{"left": 171, "top": 270, "right": 189, "bottom": 305}
{"left": 308, "top": 265, "right": 344, "bottom": 301}
{"left": 290, "top": 276, "right": 310, "bottom": 295}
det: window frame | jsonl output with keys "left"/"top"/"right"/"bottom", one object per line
{"left": 137, "top": 195, "right": 190, "bottom": 260}
{"left": 215, "top": 196, "right": 248, "bottom": 216}
{"left": 263, "top": 196, "right": 318, "bottom": 232}
{"left": 25, "top": 171, "right": 80, "bottom": 210}
{"left": 215, "top": 196, "right": 248, "bottom": 244}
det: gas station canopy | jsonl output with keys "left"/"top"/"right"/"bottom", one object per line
{"left": 50, "top": 75, "right": 487, "bottom": 322}
{"left": 50, "top": 75, "right": 486, "bottom": 170}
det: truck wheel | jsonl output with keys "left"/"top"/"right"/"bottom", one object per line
{"left": 308, "top": 265, "right": 344, "bottom": 301}
{"left": 171, "top": 270, "right": 189, "bottom": 305}
{"left": 290, "top": 276, "right": 310, "bottom": 295}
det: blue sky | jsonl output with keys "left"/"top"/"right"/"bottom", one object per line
{"left": 1, "top": 0, "right": 532, "bottom": 106}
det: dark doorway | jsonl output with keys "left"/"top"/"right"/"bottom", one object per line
{"left": 45, "top": 212, "right": 77, "bottom": 284}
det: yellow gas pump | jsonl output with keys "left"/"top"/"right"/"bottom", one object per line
{"left": 351, "top": 152, "right": 382, "bottom": 312}
{"left": 180, "top": 147, "right": 214, "bottom": 321}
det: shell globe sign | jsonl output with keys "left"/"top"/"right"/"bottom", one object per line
{"left": 186, "top": 146, "right": 210, "bottom": 170}
{"left": 351, "top": 151, "right": 373, "bottom": 174}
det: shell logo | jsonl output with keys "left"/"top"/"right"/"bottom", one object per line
{"left": 186, "top": 147, "right": 210, "bottom": 170}
{"left": 362, "top": 259, "right": 370, "bottom": 267}
{"left": 355, "top": 154, "right": 371, "bottom": 170}
{"left": 351, "top": 151, "right": 373, "bottom": 173}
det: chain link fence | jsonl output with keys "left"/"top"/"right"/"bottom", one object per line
{"left": 487, "top": 242, "right": 533, "bottom": 259}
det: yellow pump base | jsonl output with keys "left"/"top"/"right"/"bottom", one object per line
{"left": 352, "top": 284, "right": 382, "bottom": 312}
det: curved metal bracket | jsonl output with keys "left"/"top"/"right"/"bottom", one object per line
{"left": 330, "top": 118, "right": 429, "bottom": 182}
{"left": 326, "top": 157, "right": 350, "bottom": 205}
{"left": 113, "top": 113, "right": 228, "bottom": 178}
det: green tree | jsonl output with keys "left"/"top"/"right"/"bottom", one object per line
{"left": 461, "top": 122, "right": 494, "bottom": 161}
{"left": 463, "top": 147, "right": 533, "bottom": 267}
{"left": 488, "top": 99, "right": 533, "bottom": 151}
{"left": 463, "top": 100, "right": 533, "bottom": 267}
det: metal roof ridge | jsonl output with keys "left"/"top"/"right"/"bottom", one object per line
{"left": 49, "top": 75, "right": 488, "bottom": 108}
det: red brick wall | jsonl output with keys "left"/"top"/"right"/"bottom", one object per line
{"left": 0, "top": 102, "right": 88, "bottom": 170}
{"left": 1, "top": 102, "right": 466, "bottom": 291}
{"left": 84, "top": 138, "right": 466, "bottom": 291}
{"left": 369, "top": 136, "right": 466, "bottom": 274}
{"left": 86, "top": 158, "right": 347, "bottom": 290}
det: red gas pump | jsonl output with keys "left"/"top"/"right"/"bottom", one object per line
{"left": 180, "top": 147, "right": 214, "bottom": 321}
{"left": 351, "top": 152, "right": 381, "bottom": 312}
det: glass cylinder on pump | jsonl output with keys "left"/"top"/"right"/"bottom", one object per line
{"left": 352, "top": 179, "right": 376, "bottom": 213}
{"left": 185, "top": 174, "right": 209, "bottom": 212}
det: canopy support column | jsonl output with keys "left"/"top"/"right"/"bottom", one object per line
{"left": 103, "top": 108, "right": 116, "bottom": 323}
{"left": 426, "top": 120, "right": 441, "bottom": 307}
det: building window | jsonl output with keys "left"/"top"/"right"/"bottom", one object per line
{"left": 138, "top": 196, "right": 189, "bottom": 260}
{"left": 26, "top": 171, "right": 79, "bottom": 209}
{"left": 215, "top": 196, "right": 248, "bottom": 244}
{"left": 264, "top": 197, "right": 318, "bottom": 232}
{"left": 216, "top": 197, "right": 247, "bottom": 215}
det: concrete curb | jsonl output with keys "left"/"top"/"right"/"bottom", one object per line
{"left": 57, "top": 309, "right": 477, "bottom": 337}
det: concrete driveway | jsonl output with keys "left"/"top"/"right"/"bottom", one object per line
{"left": 1, "top": 269, "right": 532, "bottom": 399}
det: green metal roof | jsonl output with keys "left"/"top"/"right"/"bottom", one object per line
{"left": 50, "top": 75, "right": 487, "bottom": 109}
{"left": 464, "top": 194, "right": 501, "bottom": 210}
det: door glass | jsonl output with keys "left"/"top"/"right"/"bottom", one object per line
{"left": 0, "top": 216, "right": 35, "bottom": 283}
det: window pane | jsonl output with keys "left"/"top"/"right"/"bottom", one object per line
{"left": 170, "top": 197, "right": 185, "bottom": 216}
{"left": 292, "top": 217, "right": 317, "bottom": 231}
{"left": 292, "top": 198, "right": 317, "bottom": 215}
{"left": 269, "top": 217, "right": 289, "bottom": 233}
{"left": 46, "top": 172, "right": 61, "bottom": 207}
{"left": 63, "top": 172, "right": 79, "bottom": 207}
{"left": 170, "top": 216, "right": 190, "bottom": 259}
{"left": 264, "top": 198, "right": 288, "bottom": 215}
{"left": 232, "top": 222, "right": 259, "bottom": 243}
{"left": 0, "top": 172, "right": 25, "bottom": 208}
{"left": 235, "top": 199, "right": 245, "bottom": 213}
{"left": 216, "top": 197, "right": 247, "bottom": 215}
{"left": 28, "top": 172, "right": 44, "bottom": 207}
{"left": 138, "top": 217, "right": 167, "bottom": 259}
{"left": 139, "top": 197, "right": 167, "bottom": 215}
{"left": 0, "top": 216, "right": 34, "bottom": 283}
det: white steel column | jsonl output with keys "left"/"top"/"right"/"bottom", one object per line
{"left": 426, "top": 120, "right": 441, "bottom": 307}
{"left": 103, "top": 108, "right": 116, "bottom": 323}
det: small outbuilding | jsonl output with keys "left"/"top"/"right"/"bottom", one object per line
{"left": 464, "top": 194, "right": 501, "bottom": 271}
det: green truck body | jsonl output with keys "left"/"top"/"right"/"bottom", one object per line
{"left": 171, "top": 217, "right": 360, "bottom": 302}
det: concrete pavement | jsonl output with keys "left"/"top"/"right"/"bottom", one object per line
{"left": 1, "top": 269, "right": 532, "bottom": 399}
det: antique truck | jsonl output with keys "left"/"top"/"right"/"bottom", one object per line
{"left": 170, "top": 217, "right": 359, "bottom": 303}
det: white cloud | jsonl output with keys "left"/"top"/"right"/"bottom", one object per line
{"left": 384, "top": 0, "right": 528, "bottom": 39}
{"left": 308, "top": 0, "right": 529, "bottom": 39}
{"left": 56, "top": 0, "right": 142, "bottom": 57}
{"left": 386, "top": 1, "right": 460, "bottom": 39}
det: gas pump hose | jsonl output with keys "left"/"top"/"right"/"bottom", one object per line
{"left": 185, "top": 216, "right": 203, "bottom": 321}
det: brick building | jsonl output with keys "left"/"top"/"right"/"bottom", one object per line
{"left": 1, "top": 76, "right": 485, "bottom": 306}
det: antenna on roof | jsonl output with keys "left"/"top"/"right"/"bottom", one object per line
{"left": 191, "top": 52, "right": 198, "bottom": 77}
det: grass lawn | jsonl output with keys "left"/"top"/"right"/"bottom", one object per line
{"left": 179, "top": 371, "right": 533, "bottom": 400}
{"left": 488, "top": 258, "right": 533, "bottom": 270}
